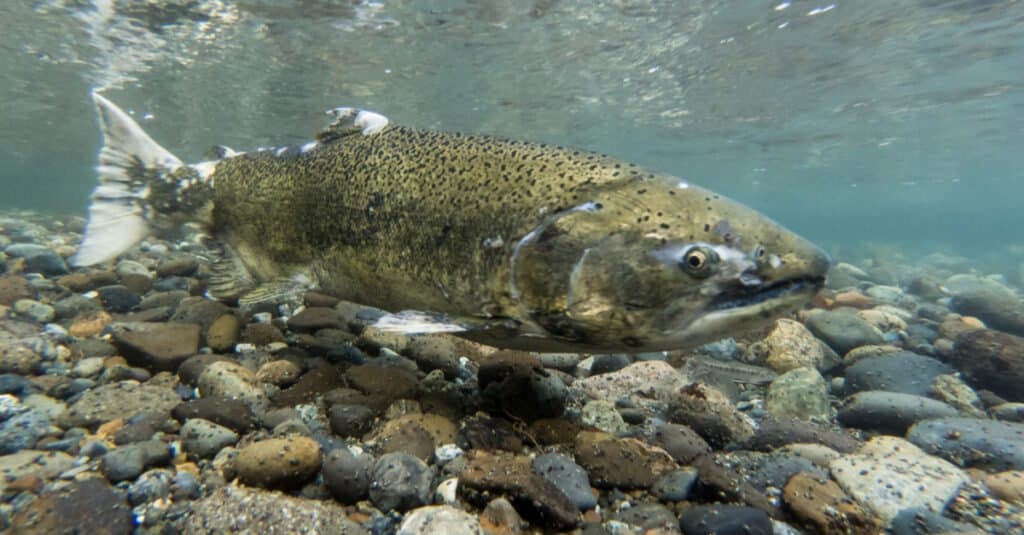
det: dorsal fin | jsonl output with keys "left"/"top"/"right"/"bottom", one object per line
{"left": 317, "top": 107, "right": 390, "bottom": 143}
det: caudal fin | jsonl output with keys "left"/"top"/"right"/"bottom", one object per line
{"left": 72, "top": 92, "right": 184, "bottom": 266}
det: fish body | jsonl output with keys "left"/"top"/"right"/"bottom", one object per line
{"left": 76, "top": 93, "right": 830, "bottom": 352}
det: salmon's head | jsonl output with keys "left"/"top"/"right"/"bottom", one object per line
{"left": 507, "top": 176, "right": 830, "bottom": 352}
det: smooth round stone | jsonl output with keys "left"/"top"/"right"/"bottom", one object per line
{"left": 532, "top": 453, "right": 597, "bottom": 510}
{"left": 404, "top": 336, "right": 461, "bottom": 378}
{"left": 96, "top": 285, "right": 141, "bottom": 313}
{"left": 180, "top": 418, "right": 239, "bottom": 459}
{"left": 580, "top": 399, "right": 628, "bottom": 434}
{"left": 614, "top": 503, "right": 677, "bottom": 532}
{"left": 907, "top": 417, "right": 1024, "bottom": 471}
{"left": 197, "top": 361, "right": 267, "bottom": 410}
{"left": 172, "top": 471, "right": 200, "bottom": 501}
{"left": 398, "top": 505, "right": 482, "bottom": 535}
{"left": 844, "top": 352, "right": 953, "bottom": 396}
{"left": 13, "top": 299, "right": 55, "bottom": 323}
{"left": 678, "top": 505, "right": 772, "bottom": 535}
{"left": 156, "top": 256, "right": 198, "bottom": 277}
{"left": 205, "top": 314, "right": 241, "bottom": 353}
{"left": 233, "top": 436, "right": 322, "bottom": 489}
{"left": 651, "top": 467, "right": 698, "bottom": 502}
{"left": 650, "top": 423, "right": 711, "bottom": 464}
{"left": 127, "top": 469, "right": 173, "bottom": 506}
{"left": 765, "top": 367, "right": 830, "bottom": 421}
{"left": 805, "top": 309, "right": 884, "bottom": 355}
{"left": 99, "top": 440, "right": 171, "bottom": 483}
{"left": 329, "top": 404, "right": 376, "bottom": 438}
{"left": 992, "top": 403, "right": 1024, "bottom": 422}
{"left": 71, "top": 357, "right": 105, "bottom": 378}
{"left": 589, "top": 354, "right": 632, "bottom": 375}
{"left": 323, "top": 447, "right": 372, "bottom": 504}
{"left": 837, "top": 391, "right": 958, "bottom": 434}
{"left": 369, "top": 452, "right": 433, "bottom": 512}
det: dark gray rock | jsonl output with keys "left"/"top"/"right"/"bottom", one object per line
{"left": 613, "top": 503, "right": 677, "bottom": 532}
{"left": 844, "top": 352, "right": 953, "bottom": 396}
{"left": 890, "top": 507, "right": 986, "bottom": 535}
{"left": 740, "top": 418, "right": 861, "bottom": 453}
{"left": 180, "top": 418, "right": 239, "bottom": 459}
{"left": 323, "top": 447, "right": 373, "bottom": 504}
{"left": 99, "top": 440, "right": 170, "bottom": 482}
{"left": 838, "top": 391, "right": 958, "bottom": 434}
{"left": 950, "top": 329, "right": 1024, "bottom": 401}
{"left": 651, "top": 468, "right": 698, "bottom": 502}
{"left": 369, "top": 452, "right": 433, "bottom": 512}
{"left": 650, "top": 423, "right": 711, "bottom": 463}
{"left": 678, "top": 505, "right": 772, "bottom": 535}
{"left": 532, "top": 453, "right": 596, "bottom": 511}
{"left": 127, "top": 468, "right": 173, "bottom": 506}
{"left": 0, "top": 408, "right": 54, "bottom": 454}
{"left": 4, "top": 244, "right": 68, "bottom": 276}
{"left": 53, "top": 295, "right": 101, "bottom": 319}
{"left": 109, "top": 321, "right": 201, "bottom": 373}
{"left": 96, "top": 285, "right": 141, "bottom": 313}
{"left": 907, "top": 417, "right": 1024, "bottom": 471}
{"left": 329, "top": 404, "right": 376, "bottom": 438}
{"left": 589, "top": 354, "right": 632, "bottom": 375}
{"left": 481, "top": 366, "right": 567, "bottom": 423}
{"left": 172, "top": 397, "right": 254, "bottom": 433}
{"left": 806, "top": 309, "right": 884, "bottom": 355}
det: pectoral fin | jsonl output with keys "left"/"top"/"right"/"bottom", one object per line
{"left": 238, "top": 278, "right": 314, "bottom": 307}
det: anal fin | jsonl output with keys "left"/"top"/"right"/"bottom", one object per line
{"left": 207, "top": 246, "right": 256, "bottom": 302}
{"left": 238, "top": 277, "right": 313, "bottom": 307}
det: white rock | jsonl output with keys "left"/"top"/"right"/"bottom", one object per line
{"left": 399, "top": 504, "right": 481, "bottom": 535}
{"left": 830, "top": 436, "right": 967, "bottom": 522}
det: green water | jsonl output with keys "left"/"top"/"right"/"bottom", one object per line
{"left": 2, "top": 0, "right": 1022, "bottom": 260}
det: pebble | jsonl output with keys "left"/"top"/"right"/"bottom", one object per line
{"left": 398, "top": 505, "right": 483, "bottom": 535}
{"left": 613, "top": 503, "right": 678, "bottom": 532}
{"left": 944, "top": 274, "right": 1024, "bottom": 336}
{"left": 99, "top": 439, "right": 170, "bottom": 482}
{"left": 573, "top": 431, "right": 676, "bottom": 489}
{"left": 459, "top": 450, "right": 580, "bottom": 530}
{"left": 0, "top": 344, "right": 42, "bottom": 374}
{"left": 196, "top": 360, "right": 268, "bottom": 410}
{"left": 747, "top": 319, "right": 832, "bottom": 373}
{"left": 992, "top": 402, "right": 1024, "bottom": 422}
{"left": 12, "top": 298, "right": 55, "bottom": 323}
{"left": 0, "top": 449, "right": 73, "bottom": 492}
{"left": 404, "top": 335, "right": 462, "bottom": 378}
{"left": 241, "top": 322, "right": 287, "bottom": 345}
{"left": 8, "top": 245, "right": 68, "bottom": 276}
{"left": 532, "top": 452, "right": 597, "bottom": 510}
{"left": 205, "top": 313, "right": 241, "bottom": 352}
{"left": 651, "top": 467, "right": 698, "bottom": 502}
{"left": 287, "top": 306, "right": 343, "bottom": 331}
{"left": 0, "top": 275, "right": 36, "bottom": 305}
{"left": 837, "top": 391, "right": 958, "bottom": 434}
{"left": 0, "top": 407, "right": 57, "bottom": 454}
{"left": 172, "top": 397, "right": 255, "bottom": 433}
{"left": 690, "top": 454, "right": 779, "bottom": 516}
{"left": 329, "top": 403, "right": 376, "bottom": 438}
{"left": 180, "top": 417, "right": 239, "bottom": 458}
{"left": 805, "top": 309, "right": 885, "bottom": 355}
{"left": 765, "top": 367, "right": 831, "bottom": 420}
{"left": 829, "top": 436, "right": 968, "bottom": 522}
{"left": 256, "top": 359, "right": 303, "bottom": 386}
{"left": 929, "top": 373, "right": 986, "bottom": 418}
{"left": 69, "top": 310, "right": 112, "bottom": 338}
{"left": 580, "top": 399, "right": 628, "bottom": 433}
{"left": 96, "top": 284, "right": 141, "bottom": 313}
{"left": 53, "top": 294, "right": 101, "bottom": 320}
{"left": 844, "top": 351, "right": 953, "bottom": 396}
{"left": 114, "top": 260, "right": 153, "bottom": 294}
{"left": 346, "top": 364, "right": 418, "bottom": 403}
{"left": 741, "top": 418, "right": 861, "bottom": 453}
{"left": 8, "top": 478, "right": 132, "bottom": 534}
{"left": 480, "top": 497, "right": 526, "bottom": 534}
{"left": 156, "top": 255, "right": 198, "bottom": 277}
{"left": 323, "top": 446, "right": 373, "bottom": 503}
{"left": 650, "top": 422, "right": 711, "bottom": 464}
{"left": 677, "top": 504, "right": 772, "bottom": 535}
{"left": 109, "top": 321, "right": 202, "bottom": 373}
{"left": 950, "top": 328, "right": 1024, "bottom": 401}
{"left": 782, "top": 472, "right": 881, "bottom": 534}
{"left": 576, "top": 360, "right": 687, "bottom": 408}
{"left": 182, "top": 485, "right": 368, "bottom": 534}
{"left": 369, "top": 452, "right": 433, "bottom": 512}
{"left": 982, "top": 471, "right": 1024, "bottom": 504}
{"left": 127, "top": 468, "right": 173, "bottom": 506}
{"left": 58, "top": 381, "right": 181, "bottom": 428}
{"left": 233, "top": 436, "right": 322, "bottom": 489}
{"left": 667, "top": 382, "right": 754, "bottom": 448}
{"left": 176, "top": 354, "right": 233, "bottom": 385}
{"left": 907, "top": 417, "right": 1024, "bottom": 471}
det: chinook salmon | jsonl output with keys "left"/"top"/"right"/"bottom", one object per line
{"left": 74, "top": 92, "right": 830, "bottom": 352}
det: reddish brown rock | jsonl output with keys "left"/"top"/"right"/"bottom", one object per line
{"left": 783, "top": 472, "right": 882, "bottom": 534}
{"left": 951, "top": 328, "right": 1024, "bottom": 401}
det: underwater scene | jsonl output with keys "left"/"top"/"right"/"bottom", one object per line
{"left": 1, "top": 0, "right": 1024, "bottom": 533}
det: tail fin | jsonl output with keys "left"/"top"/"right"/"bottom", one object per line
{"left": 72, "top": 92, "right": 184, "bottom": 266}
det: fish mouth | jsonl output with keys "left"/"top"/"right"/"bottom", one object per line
{"left": 707, "top": 275, "right": 825, "bottom": 311}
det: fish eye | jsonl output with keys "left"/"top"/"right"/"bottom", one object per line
{"left": 753, "top": 245, "right": 765, "bottom": 259}
{"left": 680, "top": 245, "right": 718, "bottom": 278}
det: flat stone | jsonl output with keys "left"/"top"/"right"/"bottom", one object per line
{"left": 677, "top": 505, "right": 772, "bottom": 535}
{"left": 0, "top": 450, "right": 73, "bottom": 492}
{"left": 405, "top": 335, "right": 462, "bottom": 378}
{"left": 907, "top": 417, "right": 1024, "bottom": 471}
{"left": 205, "top": 313, "right": 241, "bottom": 352}
{"left": 241, "top": 322, "right": 287, "bottom": 345}
{"left": 613, "top": 503, "right": 677, "bottom": 532}
{"left": 398, "top": 505, "right": 483, "bottom": 535}
{"left": 197, "top": 360, "right": 267, "bottom": 410}
{"left": 838, "top": 391, "right": 958, "bottom": 434}
{"left": 287, "top": 306, "right": 343, "bottom": 332}
{"left": 459, "top": 450, "right": 580, "bottom": 530}
{"left": 233, "top": 436, "right": 322, "bottom": 490}
{"left": 983, "top": 471, "right": 1024, "bottom": 504}
{"left": 59, "top": 381, "right": 181, "bottom": 429}
{"left": 748, "top": 319, "right": 831, "bottom": 373}
{"left": 651, "top": 467, "right": 698, "bottom": 502}
{"left": 110, "top": 322, "right": 202, "bottom": 373}
{"left": 576, "top": 360, "right": 687, "bottom": 407}
{"left": 99, "top": 439, "right": 170, "bottom": 482}
{"left": 950, "top": 328, "right": 1024, "bottom": 401}
{"left": 0, "top": 275, "right": 35, "bottom": 305}
{"left": 256, "top": 359, "right": 303, "bottom": 386}
{"left": 273, "top": 364, "right": 344, "bottom": 407}
{"left": 691, "top": 454, "right": 780, "bottom": 517}
{"left": 806, "top": 309, "right": 884, "bottom": 355}
{"left": 170, "top": 297, "right": 231, "bottom": 330}
{"left": 740, "top": 418, "right": 861, "bottom": 454}
{"left": 573, "top": 431, "right": 676, "bottom": 489}
{"left": 783, "top": 472, "right": 881, "bottom": 534}
{"left": 156, "top": 255, "right": 198, "bottom": 277}
{"left": 346, "top": 364, "right": 418, "bottom": 401}
{"left": 172, "top": 397, "right": 254, "bottom": 433}
{"left": 180, "top": 418, "right": 239, "bottom": 458}
{"left": 844, "top": 351, "right": 953, "bottom": 396}
{"left": 830, "top": 436, "right": 968, "bottom": 522}
{"left": 96, "top": 285, "right": 141, "bottom": 313}
{"left": 181, "top": 485, "right": 368, "bottom": 534}
{"left": 8, "top": 478, "right": 132, "bottom": 534}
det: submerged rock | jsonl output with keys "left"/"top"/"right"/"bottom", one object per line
{"left": 950, "top": 328, "right": 1024, "bottom": 401}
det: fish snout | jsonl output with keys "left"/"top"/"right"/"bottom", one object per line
{"left": 757, "top": 238, "right": 831, "bottom": 286}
